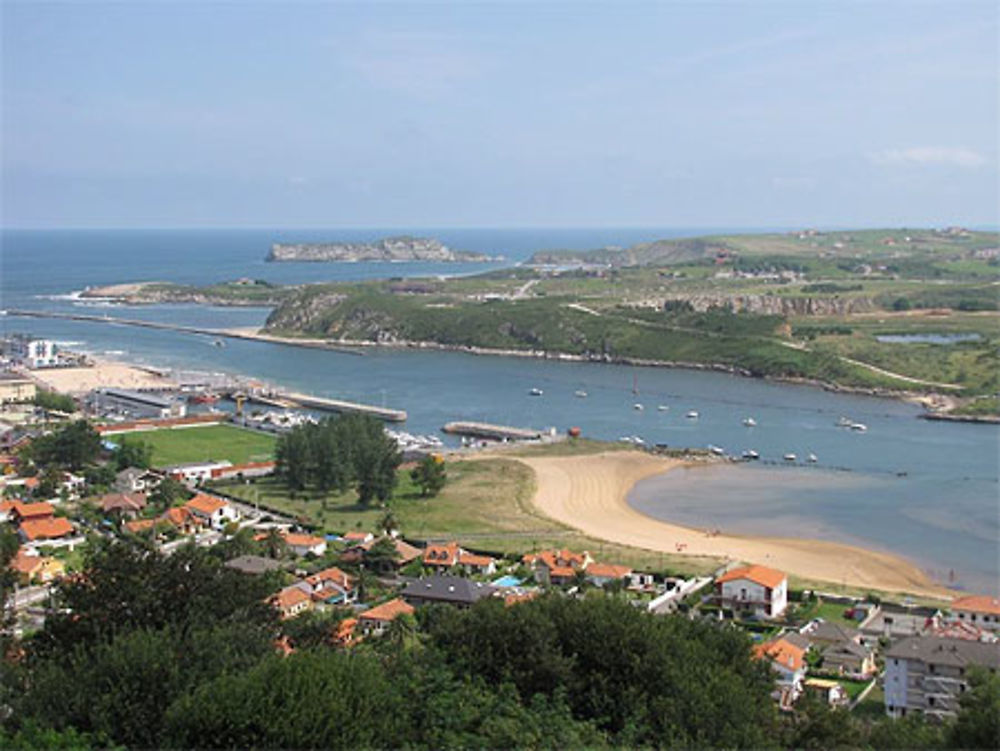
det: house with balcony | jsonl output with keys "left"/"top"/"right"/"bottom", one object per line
{"left": 714, "top": 564, "right": 788, "bottom": 619}
{"left": 948, "top": 595, "right": 1000, "bottom": 632}
{"left": 884, "top": 636, "right": 1000, "bottom": 719}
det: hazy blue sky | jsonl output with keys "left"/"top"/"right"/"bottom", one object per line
{"left": 2, "top": 1, "right": 997, "bottom": 228}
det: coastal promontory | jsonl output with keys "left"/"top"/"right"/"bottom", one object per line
{"left": 266, "top": 236, "right": 496, "bottom": 263}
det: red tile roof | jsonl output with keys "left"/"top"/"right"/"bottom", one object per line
{"left": 458, "top": 551, "right": 495, "bottom": 568}
{"left": 717, "top": 564, "right": 786, "bottom": 590}
{"left": 274, "top": 586, "right": 311, "bottom": 611}
{"left": 951, "top": 595, "right": 1000, "bottom": 616}
{"left": 124, "top": 519, "right": 157, "bottom": 534}
{"left": 359, "top": 597, "right": 414, "bottom": 623}
{"left": 163, "top": 506, "right": 195, "bottom": 527}
{"left": 12, "top": 501, "right": 54, "bottom": 520}
{"left": 284, "top": 532, "right": 325, "bottom": 548}
{"left": 97, "top": 492, "right": 147, "bottom": 513}
{"left": 306, "top": 566, "right": 354, "bottom": 591}
{"left": 424, "top": 542, "right": 460, "bottom": 566}
{"left": 754, "top": 637, "right": 806, "bottom": 672}
{"left": 19, "top": 517, "right": 74, "bottom": 541}
{"left": 185, "top": 494, "right": 227, "bottom": 515}
{"left": 586, "top": 562, "right": 633, "bottom": 579}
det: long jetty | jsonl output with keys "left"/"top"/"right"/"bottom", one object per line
{"left": 442, "top": 421, "right": 543, "bottom": 441}
{"left": 2, "top": 309, "right": 362, "bottom": 355}
{"left": 280, "top": 391, "right": 407, "bottom": 422}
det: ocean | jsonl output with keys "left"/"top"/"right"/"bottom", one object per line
{"left": 1, "top": 228, "right": 997, "bottom": 594}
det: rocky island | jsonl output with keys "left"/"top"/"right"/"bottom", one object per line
{"left": 266, "top": 236, "right": 497, "bottom": 263}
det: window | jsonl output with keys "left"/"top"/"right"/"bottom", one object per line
{"left": 928, "top": 697, "right": 936, "bottom": 707}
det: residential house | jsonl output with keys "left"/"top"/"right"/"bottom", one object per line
{"left": 283, "top": 532, "right": 327, "bottom": 557}
{"left": 9, "top": 548, "right": 64, "bottom": 584}
{"left": 801, "top": 620, "right": 862, "bottom": 649}
{"left": 341, "top": 536, "right": 421, "bottom": 571}
{"left": 422, "top": 542, "right": 497, "bottom": 576}
{"left": 332, "top": 617, "right": 359, "bottom": 647}
{"left": 114, "top": 468, "right": 162, "bottom": 494}
{"left": 124, "top": 518, "right": 158, "bottom": 535}
{"left": 9, "top": 501, "right": 55, "bottom": 526}
{"left": 715, "top": 564, "right": 788, "bottom": 619}
{"left": 803, "top": 678, "right": 849, "bottom": 708}
{"left": 401, "top": 575, "right": 496, "bottom": 609}
{"left": 754, "top": 636, "right": 808, "bottom": 701}
{"left": 166, "top": 460, "right": 232, "bottom": 487}
{"left": 342, "top": 531, "right": 374, "bottom": 545}
{"left": 822, "top": 640, "right": 877, "bottom": 679}
{"left": 884, "top": 636, "right": 1000, "bottom": 719}
{"left": 304, "top": 566, "right": 356, "bottom": 605}
{"left": 585, "top": 562, "right": 633, "bottom": 588}
{"left": 95, "top": 492, "right": 147, "bottom": 519}
{"left": 860, "top": 603, "right": 940, "bottom": 642}
{"left": 523, "top": 549, "right": 593, "bottom": 586}
{"left": 18, "top": 516, "right": 75, "bottom": 544}
{"left": 162, "top": 506, "right": 199, "bottom": 535}
{"left": 183, "top": 493, "right": 239, "bottom": 530}
{"left": 927, "top": 619, "right": 997, "bottom": 643}
{"left": 209, "top": 461, "right": 276, "bottom": 481}
{"left": 948, "top": 595, "right": 1000, "bottom": 632}
{"left": 358, "top": 597, "right": 415, "bottom": 636}
{"left": 273, "top": 585, "right": 313, "bottom": 620}
{"left": 0, "top": 500, "right": 18, "bottom": 522}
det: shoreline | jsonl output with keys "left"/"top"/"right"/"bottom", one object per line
{"left": 514, "top": 449, "right": 953, "bottom": 600}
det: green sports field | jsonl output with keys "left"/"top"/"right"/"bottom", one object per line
{"left": 116, "top": 424, "right": 277, "bottom": 467}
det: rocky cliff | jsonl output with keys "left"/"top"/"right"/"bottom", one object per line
{"left": 267, "top": 236, "right": 495, "bottom": 263}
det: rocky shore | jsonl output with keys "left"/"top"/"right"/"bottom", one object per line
{"left": 267, "top": 236, "right": 497, "bottom": 263}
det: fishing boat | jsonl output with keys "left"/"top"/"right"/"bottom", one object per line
{"left": 574, "top": 390, "right": 588, "bottom": 398}
{"left": 742, "top": 417, "right": 757, "bottom": 427}
{"left": 685, "top": 410, "right": 699, "bottom": 419}
{"left": 783, "top": 453, "right": 797, "bottom": 462}
{"left": 529, "top": 388, "right": 544, "bottom": 396}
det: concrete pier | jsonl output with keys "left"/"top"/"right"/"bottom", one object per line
{"left": 281, "top": 391, "right": 407, "bottom": 422}
{"left": 442, "top": 421, "right": 543, "bottom": 441}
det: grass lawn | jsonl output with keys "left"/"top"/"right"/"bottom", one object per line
{"left": 852, "top": 685, "right": 885, "bottom": 718}
{"left": 814, "top": 600, "right": 865, "bottom": 629}
{"left": 840, "top": 678, "right": 874, "bottom": 702}
{"left": 214, "top": 453, "right": 720, "bottom": 577}
{"left": 120, "top": 425, "right": 277, "bottom": 467}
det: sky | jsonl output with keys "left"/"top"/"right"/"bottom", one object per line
{"left": 1, "top": 1, "right": 997, "bottom": 229}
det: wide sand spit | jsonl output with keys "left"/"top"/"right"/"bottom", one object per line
{"left": 516, "top": 450, "right": 949, "bottom": 599}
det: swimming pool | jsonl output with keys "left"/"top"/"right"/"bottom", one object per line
{"left": 492, "top": 575, "right": 523, "bottom": 587}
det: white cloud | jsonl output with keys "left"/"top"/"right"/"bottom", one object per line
{"left": 869, "top": 147, "right": 988, "bottom": 168}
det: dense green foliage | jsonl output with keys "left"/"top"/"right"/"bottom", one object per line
{"left": 24, "top": 420, "right": 101, "bottom": 470}
{"left": 32, "top": 389, "right": 76, "bottom": 413}
{"left": 410, "top": 454, "right": 447, "bottom": 496}
{"left": 275, "top": 414, "right": 402, "bottom": 504}
{"left": 113, "top": 436, "right": 153, "bottom": 471}
{"left": 3, "top": 538, "right": 998, "bottom": 749}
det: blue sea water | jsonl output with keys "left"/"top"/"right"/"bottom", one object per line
{"left": 1, "top": 228, "right": 997, "bottom": 594}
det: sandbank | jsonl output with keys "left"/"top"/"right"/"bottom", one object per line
{"left": 517, "top": 450, "right": 950, "bottom": 599}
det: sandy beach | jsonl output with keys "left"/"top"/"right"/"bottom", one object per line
{"left": 517, "top": 450, "right": 950, "bottom": 599}
{"left": 28, "top": 359, "right": 177, "bottom": 395}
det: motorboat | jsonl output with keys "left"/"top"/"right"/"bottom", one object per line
{"left": 529, "top": 388, "right": 544, "bottom": 396}
{"left": 741, "top": 449, "right": 760, "bottom": 460}
{"left": 574, "top": 390, "right": 588, "bottom": 398}
{"left": 657, "top": 404, "right": 669, "bottom": 411}
{"left": 742, "top": 417, "right": 757, "bottom": 427}
{"left": 850, "top": 422, "right": 868, "bottom": 432}
{"left": 783, "top": 453, "right": 797, "bottom": 462}
{"left": 808, "top": 453, "right": 818, "bottom": 463}
{"left": 685, "top": 410, "right": 699, "bottom": 419}
{"left": 707, "top": 445, "right": 725, "bottom": 456}
{"left": 633, "top": 403, "right": 644, "bottom": 411}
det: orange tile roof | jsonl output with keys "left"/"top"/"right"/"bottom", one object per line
{"left": 424, "top": 542, "right": 460, "bottom": 566}
{"left": 284, "top": 532, "right": 325, "bottom": 548}
{"left": 524, "top": 549, "right": 589, "bottom": 572}
{"left": 586, "top": 562, "right": 633, "bottom": 578}
{"left": 458, "top": 551, "right": 495, "bottom": 568}
{"left": 359, "top": 597, "right": 414, "bottom": 623}
{"left": 333, "top": 617, "right": 359, "bottom": 645}
{"left": 22, "top": 477, "right": 39, "bottom": 489}
{"left": 97, "top": 492, "right": 147, "bottom": 513}
{"left": 185, "top": 494, "right": 227, "bottom": 515}
{"left": 19, "top": 517, "right": 74, "bottom": 541}
{"left": 754, "top": 637, "right": 805, "bottom": 672}
{"left": 163, "top": 506, "right": 194, "bottom": 527}
{"left": 274, "top": 586, "right": 310, "bottom": 610}
{"left": 343, "top": 531, "right": 372, "bottom": 541}
{"left": 125, "top": 519, "right": 157, "bottom": 533}
{"left": 951, "top": 595, "right": 1000, "bottom": 616}
{"left": 717, "top": 564, "right": 786, "bottom": 590}
{"left": 12, "top": 501, "right": 54, "bottom": 520}
{"left": 10, "top": 550, "right": 44, "bottom": 575}
{"left": 306, "top": 566, "right": 354, "bottom": 590}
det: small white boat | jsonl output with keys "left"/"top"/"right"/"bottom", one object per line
{"left": 574, "top": 390, "right": 588, "bottom": 398}
{"left": 783, "top": 453, "right": 797, "bottom": 462}
{"left": 850, "top": 422, "right": 867, "bottom": 432}
{"left": 742, "top": 449, "right": 760, "bottom": 460}
{"left": 808, "top": 453, "right": 818, "bottom": 463}
{"left": 529, "top": 388, "right": 544, "bottom": 396}
{"left": 685, "top": 410, "right": 699, "bottom": 419}
{"left": 657, "top": 405, "right": 669, "bottom": 412}
{"left": 632, "top": 435, "right": 645, "bottom": 445}
{"left": 633, "top": 403, "right": 644, "bottom": 411}
{"left": 742, "top": 417, "right": 757, "bottom": 427}
{"left": 707, "top": 444, "right": 725, "bottom": 456}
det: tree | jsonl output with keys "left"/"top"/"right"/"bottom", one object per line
{"left": 148, "top": 477, "right": 187, "bottom": 510}
{"left": 350, "top": 416, "right": 401, "bottom": 505}
{"left": 28, "top": 420, "right": 101, "bottom": 470}
{"left": 378, "top": 510, "right": 398, "bottom": 535}
{"left": 114, "top": 438, "right": 153, "bottom": 471}
{"left": 949, "top": 667, "right": 1000, "bottom": 750}
{"left": 410, "top": 455, "right": 446, "bottom": 497}
{"left": 32, "top": 389, "right": 76, "bottom": 414}
{"left": 363, "top": 537, "right": 401, "bottom": 573}
{"left": 262, "top": 527, "right": 288, "bottom": 560}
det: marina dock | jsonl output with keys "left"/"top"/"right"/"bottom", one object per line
{"left": 442, "top": 421, "right": 544, "bottom": 441}
{"left": 280, "top": 391, "right": 407, "bottom": 422}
